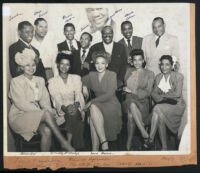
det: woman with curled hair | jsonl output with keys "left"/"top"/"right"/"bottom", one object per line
{"left": 48, "top": 53, "right": 86, "bottom": 150}
{"left": 123, "top": 49, "right": 155, "bottom": 150}
{"left": 82, "top": 51, "right": 122, "bottom": 151}
{"left": 148, "top": 55, "right": 186, "bottom": 150}
{"left": 8, "top": 48, "right": 75, "bottom": 151}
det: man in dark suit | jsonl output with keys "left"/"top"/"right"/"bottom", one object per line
{"left": 87, "top": 25, "right": 127, "bottom": 88}
{"left": 57, "top": 23, "right": 81, "bottom": 54}
{"left": 72, "top": 32, "right": 93, "bottom": 77}
{"left": 9, "top": 21, "right": 47, "bottom": 81}
{"left": 118, "top": 21, "right": 143, "bottom": 66}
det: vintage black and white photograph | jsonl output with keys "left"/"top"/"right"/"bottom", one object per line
{"left": 3, "top": 3, "right": 194, "bottom": 162}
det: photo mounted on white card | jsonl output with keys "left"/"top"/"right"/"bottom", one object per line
{"left": 3, "top": 2, "right": 196, "bottom": 169}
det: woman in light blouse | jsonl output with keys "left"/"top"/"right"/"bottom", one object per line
{"left": 8, "top": 48, "right": 75, "bottom": 151}
{"left": 148, "top": 55, "right": 186, "bottom": 150}
{"left": 48, "top": 53, "right": 85, "bottom": 150}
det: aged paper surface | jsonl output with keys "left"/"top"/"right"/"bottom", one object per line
{"left": 3, "top": 3, "right": 196, "bottom": 169}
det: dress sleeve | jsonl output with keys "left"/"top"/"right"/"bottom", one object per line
{"left": 162, "top": 73, "right": 184, "bottom": 99}
{"left": 48, "top": 78, "right": 63, "bottom": 114}
{"left": 74, "top": 75, "right": 85, "bottom": 110}
{"left": 151, "top": 75, "right": 164, "bottom": 103}
{"left": 82, "top": 73, "right": 92, "bottom": 89}
{"left": 92, "top": 72, "right": 117, "bottom": 103}
{"left": 137, "top": 71, "right": 155, "bottom": 99}
{"left": 38, "top": 78, "right": 52, "bottom": 111}
{"left": 9, "top": 78, "right": 41, "bottom": 111}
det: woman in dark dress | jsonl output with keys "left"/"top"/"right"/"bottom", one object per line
{"left": 148, "top": 55, "right": 186, "bottom": 150}
{"left": 123, "top": 49, "right": 155, "bottom": 150}
{"left": 82, "top": 51, "right": 122, "bottom": 151}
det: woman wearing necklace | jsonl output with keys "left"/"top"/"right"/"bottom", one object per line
{"left": 123, "top": 49, "right": 155, "bottom": 150}
{"left": 8, "top": 48, "right": 75, "bottom": 151}
{"left": 48, "top": 53, "right": 86, "bottom": 151}
{"left": 82, "top": 51, "right": 122, "bottom": 151}
{"left": 148, "top": 55, "right": 186, "bottom": 150}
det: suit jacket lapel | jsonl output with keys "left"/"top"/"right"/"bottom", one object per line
{"left": 101, "top": 42, "right": 106, "bottom": 52}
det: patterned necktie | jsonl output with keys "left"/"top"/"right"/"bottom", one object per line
{"left": 127, "top": 39, "right": 132, "bottom": 51}
{"left": 155, "top": 36, "right": 161, "bottom": 47}
{"left": 81, "top": 49, "right": 86, "bottom": 69}
{"left": 69, "top": 40, "right": 75, "bottom": 51}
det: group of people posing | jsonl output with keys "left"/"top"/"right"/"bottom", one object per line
{"left": 8, "top": 16, "right": 186, "bottom": 152}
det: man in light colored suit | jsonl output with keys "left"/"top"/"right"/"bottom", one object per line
{"left": 31, "top": 18, "right": 58, "bottom": 79}
{"left": 118, "top": 21, "right": 143, "bottom": 66}
{"left": 142, "top": 17, "right": 179, "bottom": 75}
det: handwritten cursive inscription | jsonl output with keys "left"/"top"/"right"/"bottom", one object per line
{"left": 9, "top": 13, "right": 23, "bottom": 21}
{"left": 34, "top": 10, "right": 48, "bottom": 17}
{"left": 62, "top": 14, "right": 75, "bottom": 23}
{"left": 106, "top": 8, "right": 123, "bottom": 22}
{"left": 125, "top": 11, "right": 135, "bottom": 20}
{"left": 81, "top": 24, "right": 90, "bottom": 31}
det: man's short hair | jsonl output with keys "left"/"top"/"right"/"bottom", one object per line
{"left": 121, "top": 21, "right": 133, "bottom": 30}
{"left": 34, "top": 18, "right": 47, "bottom": 26}
{"left": 101, "top": 25, "right": 113, "bottom": 34}
{"left": 18, "top": 21, "right": 33, "bottom": 31}
{"left": 64, "top": 23, "right": 75, "bottom": 31}
{"left": 81, "top": 32, "right": 93, "bottom": 41}
{"left": 153, "top": 17, "right": 165, "bottom": 24}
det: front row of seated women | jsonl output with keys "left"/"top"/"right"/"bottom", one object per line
{"left": 8, "top": 48, "right": 186, "bottom": 151}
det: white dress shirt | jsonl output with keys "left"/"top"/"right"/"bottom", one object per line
{"left": 80, "top": 47, "right": 89, "bottom": 58}
{"left": 103, "top": 42, "right": 114, "bottom": 55}
{"left": 31, "top": 32, "right": 58, "bottom": 76}
{"left": 66, "top": 39, "right": 79, "bottom": 50}
{"left": 20, "top": 38, "right": 31, "bottom": 47}
{"left": 124, "top": 36, "right": 133, "bottom": 47}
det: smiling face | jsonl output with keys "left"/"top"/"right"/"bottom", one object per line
{"left": 80, "top": 33, "right": 91, "bottom": 49}
{"left": 35, "top": 20, "right": 48, "bottom": 38}
{"left": 22, "top": 60, "right": 36, "bottom": 76}
{"left": 58, "top": 59, "right": 71, "bottom": 74}
{"left": 64, "top": 26, "right": 75, "bottom": 40}
{"left": 133, "top": 55, "right": 144, "bottom": 69}
{"left": 160, "top": 59, "right": 173, "bottom": 74}
{"left": 121, "top": 23, "right": 133, "bottom": 39}
{"left": 95, "top": 57, "right": 108, "bottom": 73}
{"left": 86, "top": 8, "right": 109, "bottom": 29}
{"left": 19, "top": 25, "right": 34, "bottom": 43}
{"left": 152, "top": 19, "right": 165, "bottom": 36}
{"left": 102, "top": 26, "right": 113, "bottom": 44}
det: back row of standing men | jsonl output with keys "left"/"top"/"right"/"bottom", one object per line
{"left": 9, "top": 17, "right": 180, "bottom": 84}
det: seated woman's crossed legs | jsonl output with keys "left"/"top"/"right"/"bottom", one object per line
{"left": 89, "top": 104, "right": 109, "bottom": 151}
{"left": 40, "top": 110, "right": 75, "bottom": 151}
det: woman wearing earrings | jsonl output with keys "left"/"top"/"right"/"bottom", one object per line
{"left": 8, "top": 48, "right": 75, "bottom": 152}
{"left": 148, "top": 55, "right": 186, "bottom": 150}
{"left": 123, "top": 49, "right": 155, "bottom": 150}
{"left": 48, "top": 53, "right": 86, "bottom": 150}
{"left": 82, "top": 51, "right": 122, "bottom": 151}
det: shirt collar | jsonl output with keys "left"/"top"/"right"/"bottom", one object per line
{"left": 20, "top": 38, "right": 31, "bottom": 47}
{"left": 103, "top": 41, "right": 114, "bottom": 48}
{"left": 124, "top": 36, "right": 132, "bottom": 46}
{"left": 154, "top": 32, "right": 166, "bottom": 41}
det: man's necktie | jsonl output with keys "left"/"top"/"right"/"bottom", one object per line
{"left": 81, "top": 49, "right": 86, "bottom": 69}
{"left": 69, "top": 40, "right": 76, "bottom": 51}
{"left": 155, "top": 36, "right": 161, "bottom": 47}
{"left": 127, "top": 39, "right": 132, "bottom": 50}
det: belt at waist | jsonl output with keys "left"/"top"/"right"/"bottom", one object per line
{"left": 45, "top": 67, "right": 52, "bottom": 70}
